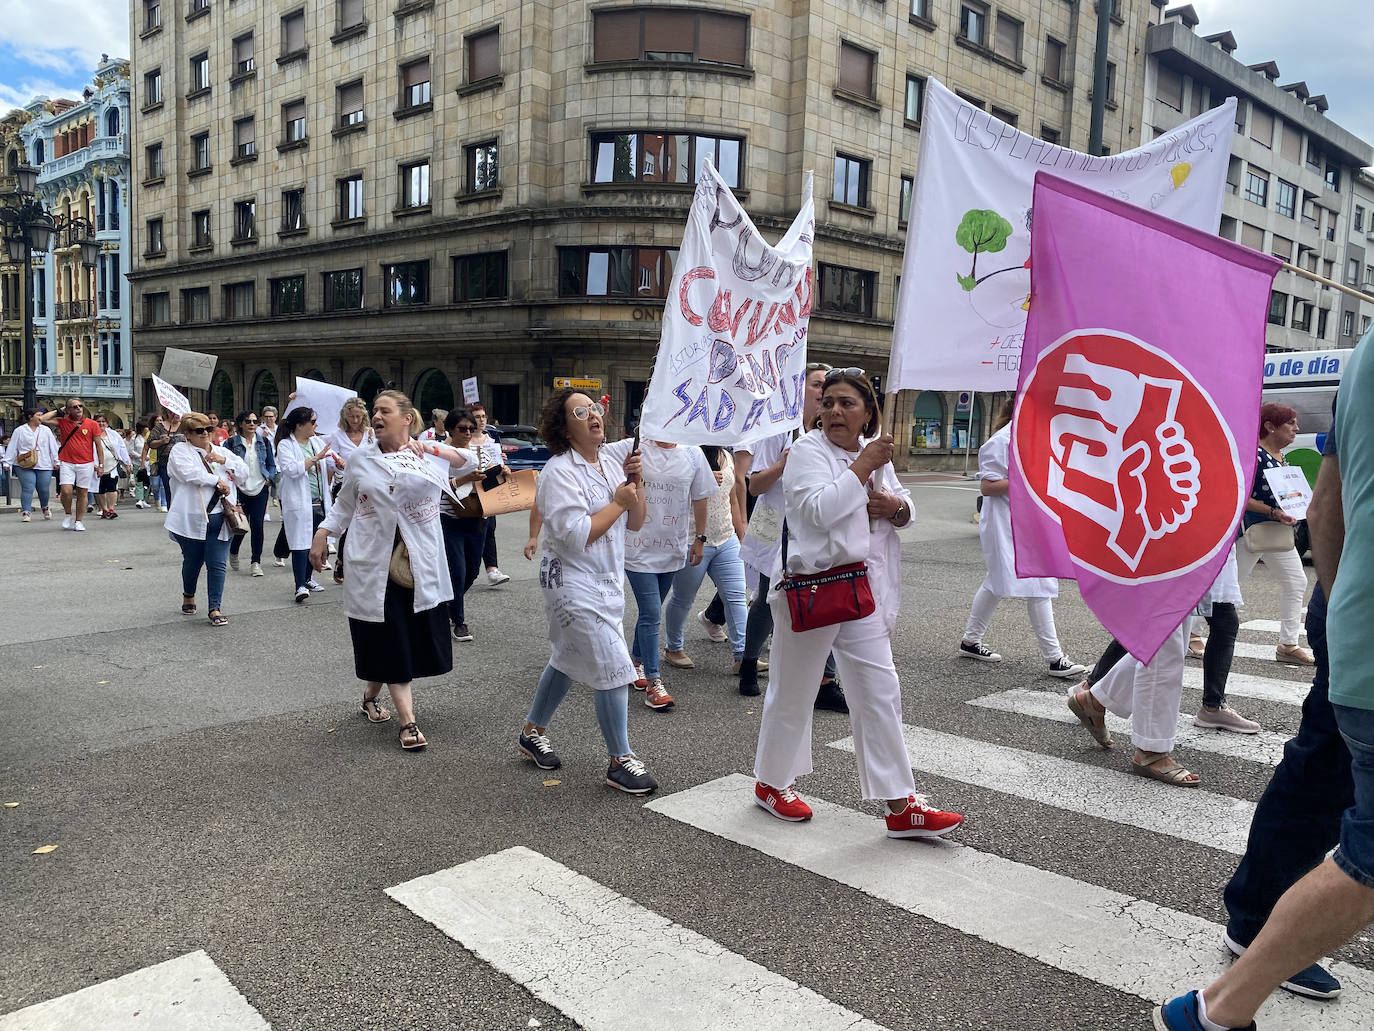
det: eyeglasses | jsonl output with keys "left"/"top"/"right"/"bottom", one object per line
{"left": 823, "top": 367, "right": 866, "bottom": 383}
{"left": 452, "top": 425, "right": 477, "bottom": 433}
{"left": 805, "top": 362, "right": 833, "bottom": 372}
{"left": 571, "top": 402, "right": 605, "bottom": 421}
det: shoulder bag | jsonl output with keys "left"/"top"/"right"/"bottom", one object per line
{"left": 1243, "top": 519, "right": 1294, "bottom": 553}
{"left": 777, "top": 520, "right": 875, "bottom": 633}
{"left": 201, "top": 454, "right": 248, "bottom": 537}
{"left": 15, "top": 447, "right": 38, "bottom": 469}
{"left": 447, "top": 446, "right": 486, "bottom": 519}
{"left": 388, "top": 531, "right": 415, "bottom": 588}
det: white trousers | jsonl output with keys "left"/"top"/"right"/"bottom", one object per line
{"left": 962, "top": 586, "right": 1063, "bottom": 661}
{"left": 754, "top": 594, "right": 916, "bottom": 801}
{"left": 1234, "top": 536, "right": 1308, "bottom": 646}
{"left": 1089, "top": 623, "right": 1187, "bottom": 753}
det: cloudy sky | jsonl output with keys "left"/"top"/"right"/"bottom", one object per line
{"left": 0, "top": 1, "right": 1369, "bottom": 151}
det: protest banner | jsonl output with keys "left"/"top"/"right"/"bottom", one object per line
{"left": 1264, "top": 465, "right": 1313, "bottom": 520}
{"left": 1008, "top": 174, "right": 1281, "bottom": 664}
{"left": 158, "top": 347, "right": 217, "bottom": 391}
{"left": 283, "top": 377, "right": 358, "bottom": 432}
{"left": 462, "top": 377, "right": 480, "bottom": 405}
{"left": 151, "top": 374, "right": 191, "bottom": 418}
{"left": 890, "top": 79, "right": 1235, "bottom": 393}
{"left": 637, "top": 158, "right": 815, "bottom": 447}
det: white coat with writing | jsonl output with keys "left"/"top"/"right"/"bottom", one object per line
{"left": 163, "top": 441, "right": 249, "bottom": 542}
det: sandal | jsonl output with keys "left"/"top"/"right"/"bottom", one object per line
{"left": 1067, "top": 684, "right": 1112, "bottom": 749}
{"left": 207, "top": 610, "right": 228, "bottom": 627}
{"left": 1131, "top": 750, "right": 1201, "bottom": 787}
{"left": 361, "top": 696, "right": 392, "bottom": 723}
{"left": 399, "top": 722, "right": 427, "bottom": 750}
{"left": 181, "top": 595, "right": 197, "bottom": 615}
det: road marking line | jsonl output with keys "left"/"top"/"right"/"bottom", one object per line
{"left": 1230, "top": 641, "right": 1310, "bottom": 662}
{"left": 385, "top": 845, "right": 889, "bottom": 1031}
{"left": 646, "top": 775, "right": 1372, "bottom": 1031}
{"left": 967, "top": 689, "right": 1288, "bottom": 766}
{"left": 828, "top": 726, "right": 1255, "bottom": 854}
{"left": 1239, "top": 620, "right": 1305, "bottom": 637}
{"left": 0, "top": 951, "right": 271, "bottom": 1031}
{"left": 1181, "top": 668, "right": 1309, "bottom": 706}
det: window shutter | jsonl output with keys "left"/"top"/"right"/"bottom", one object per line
{"left": 697, "top": 13, "right": 747, "bottom": 66}
{"left": 1249, "top": 107, "right": 1274, "bottom": 147}
{"left": 643, "top": 10, "right": 696, "bottom": 56}
{"left": 341, "top": 81, "right": 363, "bottom": 117}
{"left": 1280, "top": 123, "right": 1302, "bottom": 164}
{"left": 1240, "top": 223, "right": 1264, "bottom": 251}
{"left": 994, "top": 17, "right": 1019, "bottom": 61}
{"left": 285, "top": 100, "right": 305, "bottom": 122}
{"left": 468, "top": 29, "right": 499, "bottom": 81}
{"left": 593, "top": 11, "right": 640, "bottom": 62}
{"left": 234, "top": 35, "right": 253, "bottom": 63}
{"left": 340, "top": 0, "right": 363, "bottom": 28}
{"left": 1156, "top": 66, "right": 1183, "bottom": 111}
{"left": 235, "top": 119, "right": 254, "bottom": 146}
{"left": 403, "top": 58, "right": 429, "bottom": 87}
{"left": 1044, "top": 39, "right": 1063, "bottom": 82}
{"left": 838, "top": 43, "right": 873, "bottom": 99}
{"left": 284, "top": 13, "right": 305, "bottom": 53}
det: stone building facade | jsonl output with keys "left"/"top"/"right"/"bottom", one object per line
{"left": 1342, "top": 168, "right": 1374, "bottom": 344}
{"left": 127, "top": 0, "right": 1146, "bottom": 467}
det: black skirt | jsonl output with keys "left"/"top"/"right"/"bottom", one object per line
{"left": 348, "top": 582, "right": 453, "bottom": 684}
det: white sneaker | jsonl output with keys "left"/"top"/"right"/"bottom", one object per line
{"left": 250, "top": 562, "right": 264, "bottom": 577}
{"left": 487, "top": 568, "right": 511, "bottom": 586}
{"left": 1195, "top": 705, "right": 1262, "bottom": 735}
{"left": 229, "top": 555, "right": 240, "bottom": 571}
{"left": 73, "top": 521, "right": 86, "bottom": 532}
{"left": 135, "top": 500, "right": 147, "bottom": 509}
{"left": 294, "top": 586, "right": 310, "bottom": 603}
{"left": 61, "top": 515, "right": 73, "bottom": 529}
{"left": 307, "top": 580, "right": 325, "bottom": 592}
{"left": 157, "top": 504, "right": 168, "bottom": 512}
{"left": 274, "top": 557, "right": 287, "bottom": 567}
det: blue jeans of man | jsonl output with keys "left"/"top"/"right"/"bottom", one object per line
{"left": 664, "top": 536, "right": 748, "bottom": 657}
{"left": 16, "top": 466, "right": 52, "bottom": 515}
{"left": 1223, "top": 585, "right": 1356, "bottom": 941}
{"left": 626, "top": 569, "right": 678, "bottom": 681}
{"left": 175, "top": 513, "right": 230, "bottom": 611}
{"left": 440, "top": 515, "right": 486, "bottom": 627}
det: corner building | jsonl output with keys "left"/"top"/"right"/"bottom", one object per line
{"left": 128, "top": 0, "right": 1144, "bottom": 467}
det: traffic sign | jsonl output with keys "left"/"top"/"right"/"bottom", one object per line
{"left": 554, "top": 377, "right": 603, "bottom": 390}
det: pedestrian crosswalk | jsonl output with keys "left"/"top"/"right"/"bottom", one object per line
{"left": 1181, "top": 667, "right": 1309, "bottom": 706}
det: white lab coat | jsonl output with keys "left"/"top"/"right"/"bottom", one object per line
{"left": 276, "top": 435, "right": 333, "bottom": 551}
{"left": 976, "top": 425, "right": 1057, "bottom": 598}
{"left": 99, "top": 429, "right": 130, "bottom": 477}
{"left": 737, "top": 430, "right": 791, "bottom": 583}
{"left": 327, "top": 427, "right": 374, "bottom": 473}
{"left": 318, "top": 441, "right": 476, "bottom": 621}
{"left": 3, "top": 423, "right": 59, "bottom": 470}
{"left": 1196, "top": 544, "right": 1243, "bottom": 616}
{"left": 536, "top": 438, "right": 638, "bottom": 691}
{"left": 163, "top": 441, "right": 249, "bottom": 542}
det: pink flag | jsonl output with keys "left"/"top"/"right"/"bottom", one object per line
{"left": 1009, "top": 174, "right": 1281, "bottom": 663}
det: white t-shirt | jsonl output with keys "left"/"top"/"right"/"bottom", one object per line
{"left": 737, "top": 430, "right": 793, "bottom": 575}
{"left": 624, "top": 444, "right": 718, "bottom": 573}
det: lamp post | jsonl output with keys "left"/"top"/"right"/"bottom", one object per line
{"left": 1, "top": 165, "right": 100, "bottom": 411}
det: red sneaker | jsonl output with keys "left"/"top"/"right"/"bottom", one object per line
{"left": 632, "top": 662, "right": 648, "bottom": 690}
{"left": 885, "top": 795, "right": 963, "bottom": 838}
{"left": 754, "top": 781, "right": 813, "bottom": 822}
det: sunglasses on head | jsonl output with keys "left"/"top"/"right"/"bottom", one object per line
{"left": 571, "top": 402, "right": 605, "bottom": 421}
{"left": 805, "top": 362, "right": 832, "bottom": 372}
{"left": 823, "top": 367, "right": 866, "bottom": 383}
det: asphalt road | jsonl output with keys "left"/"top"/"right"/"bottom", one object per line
{"left": 1, "top": 486, "right": 1370, "bottom": 1030}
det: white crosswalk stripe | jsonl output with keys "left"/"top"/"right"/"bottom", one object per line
{"left": 0, "top": 951, "right": 271, "bottom": 1031}
{"left": 966, "top": 688, "right": 1289, "bottom": 766}
{"left": 385, "top": 845, "right": 890, "bottom": 1031}
{"left": 828, "top": 725, "right": 1256, "bottom": 853}
{"left": 646, "top": 774, "right": 1373, "bottom": 1031}
{"left": 1181, "top": 668, "right": 1310, "bottom": 706}
{"left": 1229, "top": 640, "right": 1314, "bottom": 663}
{"left": 1240, "top": 619, "right": 1305, "bottom": 637}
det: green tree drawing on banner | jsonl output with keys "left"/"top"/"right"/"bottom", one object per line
{"left": 955, "top": 209, "right": 1014, "bottom": 291}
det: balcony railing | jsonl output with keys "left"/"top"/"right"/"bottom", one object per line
{"left": 54, "top": 300, "right": 95, "bottom": 320}
{"left": 34, "top": 373, "right": 132, "bottom": 397}
{"left": 36, "top": 135, "right": 129, "bottom": 183}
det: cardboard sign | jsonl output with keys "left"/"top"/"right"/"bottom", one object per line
{"left": 1264, "top": 465, "right": 1313, "bottom": 520}
{"left": 152, "top": 374, "right": 192, "bottom": 418}
{"left": 158, "top": 347, "right": 218, "bottom": 390}
{"left": 462, "top": 376, "right": 480, "bottom": 404}
{"left": 283, "top": 377, "right": 358, "bottom": 432}
{"left": 476, "top": 468, "right": 538, "bottom": 515}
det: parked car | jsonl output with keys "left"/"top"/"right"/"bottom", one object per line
{"left": 490, "top": 424, "right": 550, "bottom": 471}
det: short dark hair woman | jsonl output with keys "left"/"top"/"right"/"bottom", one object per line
{"left": 275, "top": 407, "right": 333, "bottom": 602}
{"left": 225, "top": 410, "right": 278, "bottom": 576}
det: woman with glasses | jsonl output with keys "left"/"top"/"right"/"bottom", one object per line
{"left": 225, "top": 411, "right": 278, "bottom": 576}
{"left": 438, "top": 408, "right": 491, "bottom": 643}
{"left": 517, "top": 389, "right": 659, "bottom": 794}
{"left": 165, "top": 412, "right": 248, "bottom": 627}
{"left": 275, "top": 407, "right": 334, "bottom": 603}
{"left": 753, "top": 369, "right": 964, "bottom": 839}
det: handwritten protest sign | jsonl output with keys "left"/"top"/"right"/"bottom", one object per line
{"left": 638, "top": 159, "right": 815, "bottom": 447}
{"left": 158, "top": 347, "right": 217, "bottom": 390}
{"left": 1264, "top": 465, "right": 1313, "bottom": 520}
{"left": 462, "top": 377, "right": 480, "bottom": 404}
{"left": 152, "top": 374, "right": 191, "bottom": 418}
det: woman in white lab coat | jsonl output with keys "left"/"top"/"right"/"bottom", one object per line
{"left": 311, "top": 389, "right": 476, "bottom": 751}
{"left": 958, "top": 398, "right": 1088, "bottom": 678}
{"left": 516, "top": 389, "right": 658, "bottom": 795}
{"left": 164, "top": 412, "right": 249, "bottom": 627}
{"left": 752, "top": 370, "right": 964, "bottom": 838}
{"left": 275, "top": 407, "right": 333, "bottom": 603}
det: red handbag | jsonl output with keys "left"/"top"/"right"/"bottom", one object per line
{"left": 778, "top": 521, "right": 875, "bottom": 632}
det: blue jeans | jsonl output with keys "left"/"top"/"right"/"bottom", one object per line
{"left": 16, "top": 466, "right": 52, "bottom": 514}
{"left": 1333, "top": 703, "right": 1374, "bottom": 889}
{"left": 230, "top": 488, "right": 270, "bottom": 563}
{"left": 440, "top": 515, "right": 485, "bottom": 627}
{"left": 527, "top": 665, "right": 631, "bottom": 757}
{"left": 1223, "top": 586, "right": 1356, "bottom": 941}
{"left": 664, "top": 536, "right": 748, "bottom": 657}
{"left": 626, "top": 569, "right": 678, "bottom": 680}
{"left": 175, "top": 513, "right": 229, "bottom": 611}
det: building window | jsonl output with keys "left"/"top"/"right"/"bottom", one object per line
{"left": 233, "top": 117, "right": 255, "bottom": 159}
{"left": 281, "top": 9, "right": 306, "bottom": 56}
{"left": 191, "top": 132, "right": 211, "bottom": 172}
{"left": 990, "top": 105, "right": 1018, "bottom": 128}
{"left": 401, "top": 57, "right": 430, "bottom": 109}
{"left": 190, "top": 52, "right": 210, "bottom": 93}
{"left": 1290, "top": 301, "right": 1312, "bottom": 332}
{"left": 898, "top": 175, "right": 913, "bottom": 226}
{"left": 1347, "top": 258, "right": 1360, "bottom": 285}
{"left": 1342, "top": 310, "right": 1355, "bottom": 336}
{"left": 324, "top": 268, "right": 364, "bottom": 310}
{"left": 383, "top": 261, "right": 430, "bottom": 307}
{"left": 281, "top": 188, "right": 306, "bottom": 231}
{"left": 837, "top": 41, "right": 875, "bottom": 101}
{"left": 1104, "top": 61, "right": 1117, "bottom": 104}
{"left": 233, "top": 199, "right": 256, "bottom": 241}
{"left": 1044, "top": 37, "right": 1065, "bottom": 84}
{"left": 143, "top": 292, "right": 170, "bottom": 325}
{"left": 271, "top": 275, "right": 305, "bottom": 315}
{"left": 145, "top": 218, "right": 165, "bottom": 255}
{"left": 183, "top": 287, "right": 211, "bottom": 323}
{"left": 558, "top": 247, "right": 678, "bottom": 298}
{"left": 466, "top": 140, "right": 499, "bottom": 193}
{"left": 1267, "top": 291, "right": 1287, "bottom": 326}
{"left": 993, "top": 14, "right": 1022, "bottom": 63}
{"left": 143, "top": 0, "right": 161, "bottom": 32}
{"left": 959, "top": 1, "right": 988, "bottom": 47}
{"left": 145, "top": 143, "right": 164, "bottom": 179}
{"left": 144, "top": 69, "right": 162, "bottom": 106}
{"left": 1366, "top": 265, "right": 1374, "bottom": 287}
{"left": 1270, "top": 235, "right": 1292, "bottom": 261}
{"left": 283, "top": 100, "right": 307, "bottom": 143}
{"left": 452, "top": 252, "right": 508, "bottom": 302}
{"left": 1249, "top": 106, "right": 1274, "bottom": 148}
{"left": 337, "top": 79, "right": 365, "bottom": 127}
{"left": 591, "top": 8, "right": 748, "bottom": 67}
{"left": 233, "top": 33, "right": 255, "bottom": 75}
{"left": 1156, "top": 65, "right": 1183, "bottom": 111}
{"left": 105, "top": 108, "right": 120, "bottom": 136}
{"left": 589, "top": 131, "right": 741, "bottom": 188}
{"left": 191, "top": 209, "right": 212, "bottom": 248}
{"left": 338, "top": 175, "right": 364, "bottom": 220}
{"left": 832, "top": 153, "right": 870, "bottom": 208}
{"left": 466, "top": 27, "right": 500, "bottom": 83}
{"left": 1317, "top": 307, "right": 1329, "bottom": 339}
{"left": 225, "top": 281, "right": 255, "bottom": 319}
{"left": 400, "top": 160, "right": 430, "bottom": 208}
{"left": 190, "top": 0, "right": 209, "bottom": 14}
{"left": 818, "top": 263, "right": 876, "bottom": 318}
{"left": 904, "top": 75, "right": 924, "bottom": 124}
{"left": 1274, "top": 179, "right": 1296, "bottom": 219}
{"left": 1365, "top": 315, "right": 1373, "bottom": 335}
{"left": 1040, "top": 125, "right": 1061, "bottom": 145}
{"left": 337, "top": 0, "right": 364, "bottom": 30}
{"left": 1357, "top": 205, "right": 1366, "bottom": 233}
{"left": 1327, "top": 165, "right": 1341, "bottom": 192}
{"left": 910, "top": 0, "right": 929, "bottom": 18}
{"left": 1244, "top": 168, "right": 1268, "bottom": 207}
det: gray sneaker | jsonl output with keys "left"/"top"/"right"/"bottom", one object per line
{"left": 229, "top": 554, "right": 240, "bottom": 571}
{"left": 606, "top": 754, "right": 658, "bottom": 794}
{"left": 1194, "top": 705, "right": 1261, "bottom": 735}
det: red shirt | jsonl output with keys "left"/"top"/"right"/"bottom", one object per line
{"left": 212, "top": 427, "right": 230, "bottom": 445}
{"left": 56, "top": 416, "right": 102, "bottom": 464}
